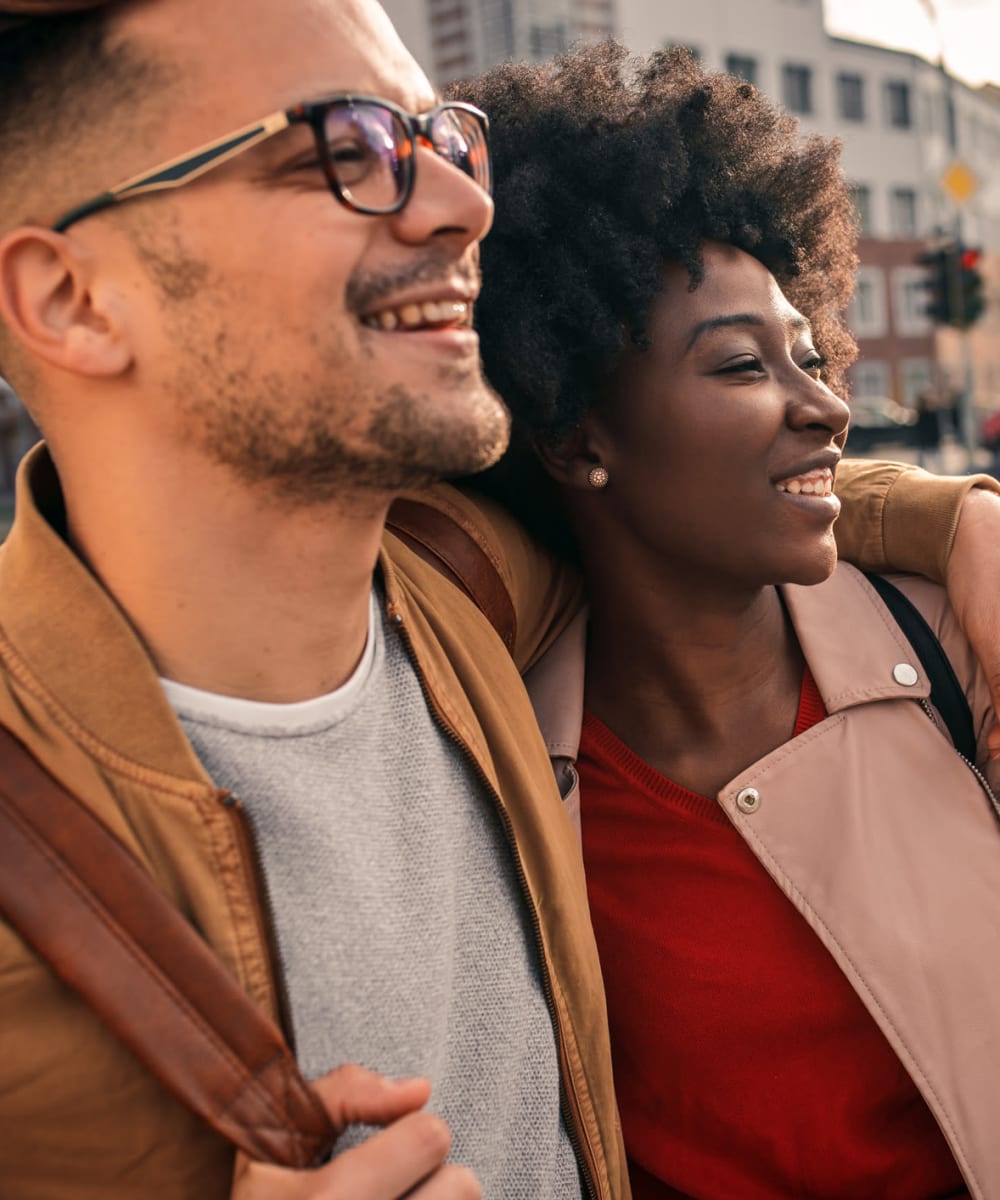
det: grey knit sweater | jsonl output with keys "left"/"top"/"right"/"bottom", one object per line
{"left": 162, "top": 593, "right": 582, "bottom": 1198}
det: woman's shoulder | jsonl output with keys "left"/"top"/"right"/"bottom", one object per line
{"left": 787, "top": 563, "right": 995, "bottom": 765}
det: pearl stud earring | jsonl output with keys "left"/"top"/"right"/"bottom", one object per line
{"left": 587, "top": 465, "right": 609, "bottom": 489}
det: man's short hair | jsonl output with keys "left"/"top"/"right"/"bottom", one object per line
{"left": 0, "top": 6, "right": 159, "bottom": 230}
{"left": 0, "top": 6, "right": 165, "bottom": 381}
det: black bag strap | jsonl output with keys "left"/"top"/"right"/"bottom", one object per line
{"left": 863, "top": 571, "right": 976, "bottom": 761}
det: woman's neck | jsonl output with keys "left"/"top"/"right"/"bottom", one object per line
{"left": 582, "top": 562, "right": 807, "bottom": 798}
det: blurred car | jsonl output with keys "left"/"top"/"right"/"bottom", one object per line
{"left": 845, "top": 397, "right": 919, "bottom": 454}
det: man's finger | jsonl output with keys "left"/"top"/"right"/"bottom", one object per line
{"left": 403, "top": 1163, "right": 482, "bottom": 1200}
{"left": 231, "top": 1108, "right": 456, "bottom": 1200}
{"left": 305, "top": 1109, "right": 454, "bottom": 1198}
{"left": 230, "top": 1068, "right": 434, "bottom": 1196}
{"left": 309, "top": 1064, "right": 432, "bottom": 1130}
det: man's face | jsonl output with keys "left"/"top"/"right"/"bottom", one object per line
{"left": 102, "top": 0, "right": 508, "bottom": 503}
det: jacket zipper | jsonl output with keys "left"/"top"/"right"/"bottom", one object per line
{"left": 387, "top": 610, "right": 601, "bottom": 1200}
{"left": 219, "top": 790, "right": 297, "bottom": 1048}
{"left": 918, "top": 699, "right": 1000, "bottom": 827}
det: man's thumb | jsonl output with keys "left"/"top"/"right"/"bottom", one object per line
{"left": 309, "top": 1065, "right": 431, "bottom": 1132}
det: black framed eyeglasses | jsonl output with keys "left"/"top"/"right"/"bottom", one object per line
{"left": 51, "top": 95, "right": 492, "bottom": 233}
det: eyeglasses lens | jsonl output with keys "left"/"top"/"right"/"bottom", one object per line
{"left": 429, "top": 108, "right": 492, "bottom": 196}
{"left": 324, "top": 103, "right": 410, "bottom": 212}
{"left": 323, "top": 102, "right": 491, "bottom": 213}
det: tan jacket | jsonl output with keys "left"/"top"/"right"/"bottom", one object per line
{"left": 0, "top": 447, "right": 989, "bottom": 1198}
{"left": 527, "top": 564, "right": 1000, "bottom": 1199}
{"left": 0, "top": 447, "right": 622, "bottom": 1200}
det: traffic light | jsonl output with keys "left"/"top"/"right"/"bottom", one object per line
{"left": 917, "top": 242, "right": 987, "bottom": 330}
{"left": 917, "top": 244, "right": 955, "bottom": 325}
{"left": 958, "top": 245, "right": 985, "bottom": 328}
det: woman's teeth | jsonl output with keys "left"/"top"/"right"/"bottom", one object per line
{"left": 775, "top": 468, "right": 834, "bottom": 497}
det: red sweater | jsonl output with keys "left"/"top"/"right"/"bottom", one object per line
{"left": 579, "top": 669, "right": 967, "bottom": 1200}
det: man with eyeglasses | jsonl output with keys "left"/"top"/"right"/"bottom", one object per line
{"left": 0, "top": 0, "right": 625, "bottom": 1197}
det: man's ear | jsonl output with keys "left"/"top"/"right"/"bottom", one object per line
{"left": 0, "top": 227, "right": 132, "bottom": 378}
{"left": 536, "top": 415, "right": 612, "bottom": 492}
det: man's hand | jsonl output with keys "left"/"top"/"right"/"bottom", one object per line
{"left": 230, "top": 1065, "right": 480, "bottom": 1199}
{"left": 945, "top": 486, "right": 1000, "bottom": 771}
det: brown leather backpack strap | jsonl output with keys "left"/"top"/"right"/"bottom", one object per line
{"left": 0, "top": 726, "right": 336, "bottom": 1168}
{"left": 386, "top": 497, "right": 517, "bottom": 652}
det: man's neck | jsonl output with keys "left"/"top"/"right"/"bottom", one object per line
{"left": 62, "top": 454, "right": 390, "bottom": 704}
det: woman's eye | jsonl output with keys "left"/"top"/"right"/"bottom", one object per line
{"left": 716, "top": 356, "right": 764, "bottom": 376}
{"left": 801, "top": 354, "right": 827, "bottom": 376}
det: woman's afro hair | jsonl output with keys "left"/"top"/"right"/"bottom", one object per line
{"left": 451, "top": 41, "right": 859, "bottom": 452}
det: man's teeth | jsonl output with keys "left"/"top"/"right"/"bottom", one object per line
{"left": 363, "top": 299, "right": 469, "bottom": 331}
{"left": 775, "top": 468, "right": 834, "bottom": 497}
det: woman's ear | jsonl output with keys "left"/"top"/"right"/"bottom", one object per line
{"left": 0, "top": 227, "right": 133, "bottom": 379}
{"left": 536, "top": 414, "right": 612, "bottom": 492}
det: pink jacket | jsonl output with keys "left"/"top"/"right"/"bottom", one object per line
{"left": 526, "top": 562, "right": 1000, "bottom": 1200}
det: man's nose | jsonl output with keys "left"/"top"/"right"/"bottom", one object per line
{"left": 389, "top": 140, "right": 494, "bottom": 249}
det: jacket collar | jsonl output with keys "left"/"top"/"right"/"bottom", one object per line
{"left": 0, "top": 445, "right": 219, "bottom": 784}
{"left": 0, "top": 445, "right": 431, "bottom": 787}
{"left": 782, "top": 565, "right": 933, "bottom": 714}
{"left": 527, "top": 563, "right": 933, "bottom": 767}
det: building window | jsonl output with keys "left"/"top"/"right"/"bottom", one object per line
{"left": 886, "top": 80, "right": 912, "bottom": 129}
{"left": 529, "top": 22, "right": 566, "bottom": 58}
{"left": 782, "top": 63, "right": 813, "bottom": 114}
{"left": 901, "top": 359, "right": 934, "bottom": 407}
{"left": 889, "top": 187, "right": 917, "bottom": 238}
{"left": 847, "top": 267, "right": 887, "bottom": 339}
{"left": 837, "top": 72, "right": 864, "bottom": 121}
{"left": 725, "top": 53, "right": 757, "bottom": 85}
{"left": 849, "top": 183, "right": 873, "bottom": 235}
{"left": 892, "top": 267, "right": 932, "bottom": 337}
{"left": 851, "top": 360, "right": 891, "bottom": 401}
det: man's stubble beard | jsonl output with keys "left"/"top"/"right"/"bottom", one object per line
{"left": 137, "top": 221, "right": 509, "bottom": 507}
{"left": 167, "top": 313, "right": 511, "bottom": 508}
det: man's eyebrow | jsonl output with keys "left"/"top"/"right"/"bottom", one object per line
{"left": 684, "top": 312, "right": 810, "bottom": 352}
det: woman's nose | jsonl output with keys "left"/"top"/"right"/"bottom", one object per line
{"left": 789, "top": 375, "right": 851, "bottom": 440}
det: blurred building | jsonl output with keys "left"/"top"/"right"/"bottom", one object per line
{"left": 388, "top": 0, "right": 616, "bottom": 81}
{"left": 383, "top": 0, "right": 1000, "bottom": 420}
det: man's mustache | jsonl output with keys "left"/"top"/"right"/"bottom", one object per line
{"left": 346, "top": 251, "right": 483, "bottom": 316}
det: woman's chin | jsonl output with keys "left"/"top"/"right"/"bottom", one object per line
{"left": 779, "top": 547, "right": 839, "bottom": 588}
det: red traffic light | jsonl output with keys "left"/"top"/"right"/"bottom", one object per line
{"left": 915, "top": 241, "right": 986, "bottom": 329}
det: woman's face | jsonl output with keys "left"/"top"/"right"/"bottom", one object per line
{"left": 580, "top": 241, "right": 851, "bottom": 591}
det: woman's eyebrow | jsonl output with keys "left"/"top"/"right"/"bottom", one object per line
{"left": 685, "top": 313, "right": 764, "bottom": 352}
{"left": 684, "top": 312, "right": 810, "bottom": 353}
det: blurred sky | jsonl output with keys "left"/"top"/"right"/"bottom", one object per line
{"left": 824, "top": 0, "right": 1000, "bottom": 87}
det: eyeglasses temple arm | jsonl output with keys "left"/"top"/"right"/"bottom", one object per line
{"left": 52, "top": 193, "right": 117, "bottom": 233}
{"left": 52, "top": 111, "right": 292, "bottom": 233}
